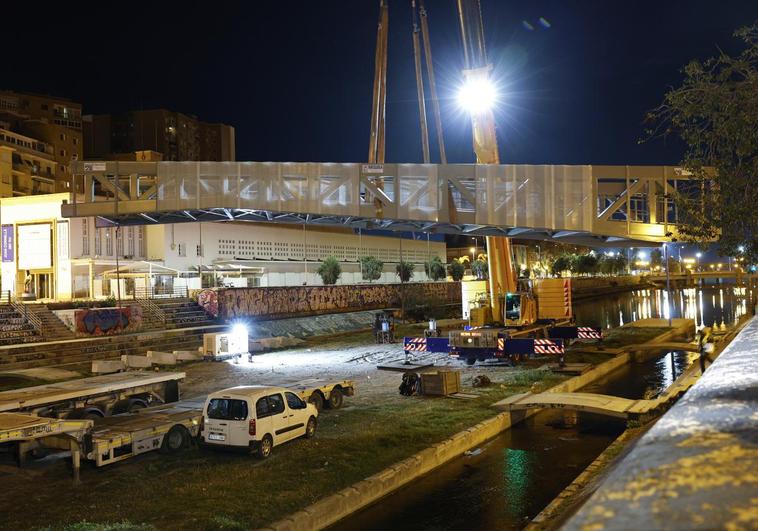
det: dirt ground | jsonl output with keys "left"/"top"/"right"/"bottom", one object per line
{"left": 180, "top": 326, "right": 534, "bottom": 406}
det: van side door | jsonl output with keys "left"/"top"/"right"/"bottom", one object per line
{"left": 268, "top": 392, "right": 298, "bottom": 444}
{"left": 254, "top": 396, "right": 274, "bottom": 444}
{"left": 285, "top": 391, "right": 310, "bottom": 438}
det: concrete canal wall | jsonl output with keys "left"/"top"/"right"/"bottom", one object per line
{"left": 563, "top": 316, "right": 758, "bottom": 531}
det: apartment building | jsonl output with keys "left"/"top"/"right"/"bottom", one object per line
{"left": 84, "top": 109, "right": 235, "bottom": 162}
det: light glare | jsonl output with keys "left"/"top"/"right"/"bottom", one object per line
{"left": 457, "top": 78, "right": 497, "bottom": 114}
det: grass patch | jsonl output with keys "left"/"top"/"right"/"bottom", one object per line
{"left": 598, "top": 326, "right": 671, "bottom": 348}
{"left": 1, "top": 371, "right": 566, "bottom": 530}
{"left": 0, "top": 376, "right": 48, "bottom": 392}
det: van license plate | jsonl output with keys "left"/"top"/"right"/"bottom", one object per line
{"left": 208, "top": 433, "right": 225, "bottom": 441}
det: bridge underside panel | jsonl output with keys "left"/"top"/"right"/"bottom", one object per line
{"left": 64, "top": 161, "right": 693, "bottom": 245}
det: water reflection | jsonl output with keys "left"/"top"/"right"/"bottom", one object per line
{"left": 574, "top": 282, "right": 753, "bottom": 332}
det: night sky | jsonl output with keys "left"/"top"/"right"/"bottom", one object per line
{"left": 3, "top": 1, "right": 756, "bottom": 165}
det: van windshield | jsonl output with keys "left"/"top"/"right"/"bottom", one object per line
{"left": 207, "top": 398, "right": 248, "bottom": 421}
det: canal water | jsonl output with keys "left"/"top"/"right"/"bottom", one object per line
{"left": 332, "top": 282, "right": 753, "bottom": 531}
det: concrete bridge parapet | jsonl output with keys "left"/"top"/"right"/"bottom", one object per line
{"left": 563, "top": 316, "right": 758, "bottom": 531}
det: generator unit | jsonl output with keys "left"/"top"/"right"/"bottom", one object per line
{"left": 203, "top": 327, "right": 248, "bottom": 361}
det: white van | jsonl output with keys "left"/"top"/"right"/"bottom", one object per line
{"left": 201, "top": 385, "right": 318, "bottom": 458}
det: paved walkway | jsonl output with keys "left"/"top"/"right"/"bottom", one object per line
{"left": 563, "top": 316, "right": 758, "bottom": 530}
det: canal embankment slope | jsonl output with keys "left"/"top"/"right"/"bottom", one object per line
{"left": 562, "top": 315, "right": 758, "bottom": 531}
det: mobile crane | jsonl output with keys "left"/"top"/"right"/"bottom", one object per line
{"left": 370, "top": 1, "right": 601, "bottom": 363}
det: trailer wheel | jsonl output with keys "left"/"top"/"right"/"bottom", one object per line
{"left": 160, "top": 425, "right": 189, "bottom": 454}
{"left": 308, "top": 392, "right": 324, "bottom": 412}
{"left": 305, "top": 416, "right": 317, "bottom": 439}
{"left": 128, "top": 399, "right": 147, "bottom": 413}
{"left": 257, "top": 435, "right": 273, "bottom": 459}
{"left": 69, "top": 408, "right": 103, "bottom": 420}
{"left": 326, "top": 388, "right": 343, "bottom": 409}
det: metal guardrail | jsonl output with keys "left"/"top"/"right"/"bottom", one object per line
{"left": 0, "top": 291, "right": 10, "bottom": 305}
{"left": 11, "top": 303, "right": 45, "bottom": 338}
{"left": 132, "top": 286, "right": 189, "bottom": 299}
{"left": 133, "top": 297, "right": 167, "bottom": 328}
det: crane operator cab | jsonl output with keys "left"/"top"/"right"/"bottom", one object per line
{"left": 500, "top": 279, "right": 537, "bottom": 326}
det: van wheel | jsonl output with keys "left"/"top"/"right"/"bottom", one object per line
{"left": 160, "top": 426, "right": 189, "bottom": 454}
{"left": 308, "top": 392, "right": 324, "bottom": 412}
{"left": 305, "top": 416, "right": 317, "bottom": 439}
{"left": 257, "top": 435, "right": 273, "bottom": 459}
{"left": 326, "top": 388, "right": 343, "bottom": 409}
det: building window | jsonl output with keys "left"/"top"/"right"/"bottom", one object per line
{"left": 138, "top": 227, "right": 145, "bottom": 257}
{"left": 116, "top": 228, "right": 124, "bottom": 256}
{"left": 178, "top": 243, "right": 186, "bottom": 257}
{"left": 127, "top": 227, "right": 134, "bottom": 256}
{"left": 82, "top": 219, "right": 90, "bottom": 256}
{"left": 105, "top": 228, "right": 113, "bottom": 255}
{"left": 73, "top": 138, "right": 78, "bottom": 145}
{"left": 94, "top": 227, "right": 102, "bottom": 255}
{"left": 60, "top": 133, "right": 66, "bottom": 141}
{"left": 196, "top": 244, "right": 203, "bottom": 257}
{"left": 60, "top": 149, "right": 67, "bottom": 157}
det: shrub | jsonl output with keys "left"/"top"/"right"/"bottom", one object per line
{"left": 448, "top": 260, "right": 465, "bottom": 281}
{"left": 316, "top": 256, "right": 341, "bottom": 285}
{"left": 396, "top": 261, "right": 415, "bottom": 283}
{"left": 359, "top": 255, "right": 383, "bottom": 282}
{"left": 424, "top": 256, "right": 446, "bottom": 281}
{"left": 471, "top": 258, "right": 488, "bottom": 280}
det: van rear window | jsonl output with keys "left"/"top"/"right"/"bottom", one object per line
{"left": 207, "top": 398, "right": 248, "bottom": 421}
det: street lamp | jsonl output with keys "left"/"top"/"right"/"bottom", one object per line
{"left": 469, "top": 246, "right": 476, "bottom": 262}
{"left": 696, "top": 252, "right": 702, "bottom": 272}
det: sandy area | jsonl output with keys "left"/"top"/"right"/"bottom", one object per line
{"left": 180, "top": 330, "right": 525, "bottom": 405}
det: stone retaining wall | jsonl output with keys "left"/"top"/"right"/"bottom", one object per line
{"left": 205, "top": 282, "right": 461, "bottom": 321}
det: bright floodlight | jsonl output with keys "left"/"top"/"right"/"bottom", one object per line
{"left": 232, "top": 323, "right": 248, "bottom": 338}
{"left": 638, "top": 251, "right": 648, "bottom": 260}
{"left": 738, "top": 245, "right": 745, "bottom": 253}
{"left": 458, "top": 78, "right": 497, "bottom": 114}
{"left": 696, "top": 252, "right": 703, "bottom": 258}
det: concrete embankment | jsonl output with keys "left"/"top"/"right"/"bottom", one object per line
{"left": 263, "top": 319, "right": 694, "bottom": 531}
{"left": 562, "top": 316, "right": 758, "bottom": 531}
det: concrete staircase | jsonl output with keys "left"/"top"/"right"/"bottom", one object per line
{"left": 25, "top": 304, "right": 76, "bottom": 340}
{"left": 0, "top": 323, "right": 223, "bottom": 370}
{"left": 151, "top": 297, "right": 216, "bottom": 328}
{"left": 0, "top": 305, "right": 41, "bottom": 346}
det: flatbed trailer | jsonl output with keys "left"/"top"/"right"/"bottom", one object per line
{"left": 0, "top": 371, "right": 184, "bottom": 418}
{"left": 282, "top": 379, "right": 355, "bottom": 411}
{"left": 0, "top": 402, "right": 203, "bottom": 482}
{"left": 403, "top": 321, "right": 602, "bottom": 365}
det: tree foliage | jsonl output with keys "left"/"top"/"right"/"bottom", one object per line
{"left": 448, "top": 260, "right": 465, "bottom": 281}
{"left": 359, "top": 255, "right": 383, "bottom": 282}
{"left": 316, "top": 256, "right": 341, "bottom": 285}
{"left": 551, "top": 255, "right": 572, "bottom": 277}
{"left": 424, "top": 256, "right": 447, "bottom": 281}
{"left": 471, "top": 258, "right": 488, "bottom": 280}
{"left": 396, "top": 261, "right": 415, "bottom": 283}
{"left": 647, "top": 24, "right": 758, "bottom": 260}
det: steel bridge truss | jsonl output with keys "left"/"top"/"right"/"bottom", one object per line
{"left": 63, "top": 161, "right": 696, "bottom": 246}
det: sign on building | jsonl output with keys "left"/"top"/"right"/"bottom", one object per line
{"left": 17, "top": 223, "right": 52, "bottom": 270}
{"left": 1, "top": 225, "right": 13, "bottom": 262}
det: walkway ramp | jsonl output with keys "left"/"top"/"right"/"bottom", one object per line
{"left": 496, "top": 392, "right": 641, "bottom": 419}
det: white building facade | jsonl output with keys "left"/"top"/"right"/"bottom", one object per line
{"left": 0, "top": 193, "right": 447, "bottom": 301}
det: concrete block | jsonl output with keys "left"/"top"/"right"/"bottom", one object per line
{"left": 173, "top": 350, "right": 202, "bottom": 361}
{"left": 121, "top": 355, "right": 152, "bottom": 368}
{"left": 91, "top": 359, "right": 125, "bottom": 374}
{"left": 147, "top": 351, "right": 177, "bottom": 365}
{"left": 248, "top": 341, "right": 265, "bottom": 353}
{"left": 259, "top": 337, "right": 285, "bottom": 349}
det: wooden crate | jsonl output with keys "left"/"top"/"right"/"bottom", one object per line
{"left": 421, "top": 370, "right": 461, "bottom": 396}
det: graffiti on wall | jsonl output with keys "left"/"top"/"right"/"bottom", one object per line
{"left": 197, "top": 289, "right": 219, "bottom": 318}
{"left": 213, "top": 282, "right": 461, "bottom": 321}
{"left": 74, "top": 306, "right": 143, "bottom": 336}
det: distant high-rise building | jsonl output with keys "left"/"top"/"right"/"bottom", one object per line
{"left": 0, "top": 91, "right": 83, "bottom": 190}
{"left": 83, "top": 109, "right": 235, "bottom": 162}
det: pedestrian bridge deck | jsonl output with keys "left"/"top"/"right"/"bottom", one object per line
{"left": 495, "top": 363, "right": 701, "bottom": 419}
{"left": 63, "top": 161, "right": 698, "bottom": 246}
